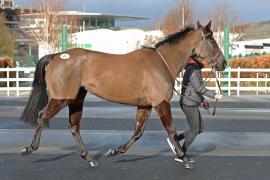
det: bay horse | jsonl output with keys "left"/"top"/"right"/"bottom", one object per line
{"left": 20, "top": 21, "right": 226, "bottom": 169}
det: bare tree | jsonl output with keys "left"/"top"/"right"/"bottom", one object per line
{"left": 196, "top": 0, "right": 245, "bottom": 46}
{"left": 160, "top": 0, "right": 194, "bottom": 35}
{"left": 203, "top": 0, "right": 240, "bottom": 32}
{"left": 160, "top": 0, "right": 244, "bottom": 36}
{"left": 21, "top": 0, "right": 77, "bottom": 54}
{"left": 0, "top": 13, "right": 15, "bottom": 57}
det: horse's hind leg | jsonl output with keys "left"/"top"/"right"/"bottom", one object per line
{"left": 105, "top": 106, "right": 152, "bottom": 157}
{"left": 68, "top": 88, "right": 99, "bottom": 167}
{"left": 21, "top": 99, "right": 67, "bottom": 156}
{"left": 155, "top": 100, "right": 193, "bottom": 169}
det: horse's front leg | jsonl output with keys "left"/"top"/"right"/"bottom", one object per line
{"left": 105, "top": 106, "right": 152, "bottom": 157}
{"left": 155, "top": 100, "right": 193, "bottom": 170}
{"left": 21, "top": 99, "right": 67, "bottom": 156}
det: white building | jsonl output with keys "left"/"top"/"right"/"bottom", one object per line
{"left": 70, "top": 29, "right": 164, "bottom": 54}
{"left": 214, "top": 31, "right": 270, "bottom": 57}
{"left": 38, "top": 28, "right": 163, "bottom": 58}
{"left": 231, "top": 38, "right": 270, "bottom": 56}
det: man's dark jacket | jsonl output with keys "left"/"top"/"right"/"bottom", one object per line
{"left": 180, "top": 64, "right": 215, "bottom": 106}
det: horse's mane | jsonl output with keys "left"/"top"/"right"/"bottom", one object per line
{"left": 154, "top": 27, "right": 194, "bottom": 48}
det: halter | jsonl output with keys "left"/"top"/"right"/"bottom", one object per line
{"left": 191, "top": 31, "right": 223, "bottom": 68}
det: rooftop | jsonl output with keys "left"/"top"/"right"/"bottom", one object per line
{"left": 20, "top": 11, "right": 148, "bottom": 22}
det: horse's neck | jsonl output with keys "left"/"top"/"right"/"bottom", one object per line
{"left": 158, "top": 38, "right": 193, "bottom": 79}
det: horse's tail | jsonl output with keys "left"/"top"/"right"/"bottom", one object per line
{"left": 20, "top": 54, "right": 55, "bottom": 125}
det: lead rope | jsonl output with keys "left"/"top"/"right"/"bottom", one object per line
{"left": 212, "top": 71, "right": 222, "bottom": 116}
{"left": 200, "top": 66, "right": 221, "bottom": 116}
{"left": 155, "top": 48, "right": 191, "bottom": 92}
{"left": 155, "top": 48, "right": 175, "bottom": 83}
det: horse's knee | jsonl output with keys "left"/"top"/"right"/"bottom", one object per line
{"left": 69, "top": 124, "right": 79, "bottom": 136}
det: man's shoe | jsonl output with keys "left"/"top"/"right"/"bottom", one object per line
{"left": 175, "top": 158, "right": 195, "bottom": 163}
{"left": 166, "top": 138, "right": 177, "bottom": 155}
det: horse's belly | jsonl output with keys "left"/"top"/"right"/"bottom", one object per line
{"left": 84, "top": 84, "right": 150, "bottom": 106}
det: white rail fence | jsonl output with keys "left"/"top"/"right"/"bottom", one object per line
{"left": 0, "top": 67, "right": 35, "bottom": 96}
{"left": 1, "top": 67, "right": 270, "bottom": 96}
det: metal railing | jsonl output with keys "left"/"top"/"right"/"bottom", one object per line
{"left": 1, "top": 67, "right": 270, "bottom": 96}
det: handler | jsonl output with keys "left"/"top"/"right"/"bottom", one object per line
{"left": 167, "top": 54, "right": 223, "bottom": 162}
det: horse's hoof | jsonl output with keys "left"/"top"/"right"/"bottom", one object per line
{"left": 105, "top": 148, "right": 115, "bottom": 157}
{"left": 183, "top": 162, "right": 194, "bottom": 170}
{"left": 88, "top": 160, "right": 99, "bottom": 167}
{"left": 21, "top": 147, "right": 31, "bottom": 156}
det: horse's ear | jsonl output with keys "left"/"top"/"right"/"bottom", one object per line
{"left": 197, "top": 21, "right": 203, "bottom": 29}
{"left": 205, "top": 21, "right": 212, "bottom": 30}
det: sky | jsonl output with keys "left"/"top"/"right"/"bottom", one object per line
{"left": 15, "top": 0, "right": 270, "bottom": 27}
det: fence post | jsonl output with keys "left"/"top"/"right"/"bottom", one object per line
{"left": 228, "top": 67, "right": 231, "bottom": 96}
{"left": 256, "top": 73, "right": 259, "bottom": 95}
{"left": 16, "top": 68, "right": 19, "bottom": 96}
{"left": 266, "top": 74, "right": 268, "bottom": 94}
{"left": 7, "top": 67, "right": 10, "bottom": 96}
{"left": 237, "top": 67, "right": 240, "bottom": 96}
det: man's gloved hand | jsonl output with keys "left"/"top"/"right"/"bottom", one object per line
{"left": 201, "top": 99, "right": 209, "bottom": 109}
{"left": 214, "top": 94, "right": 223, "bottom": 100}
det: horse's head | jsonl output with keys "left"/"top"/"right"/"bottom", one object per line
{"left": 192, "top": 21, "right": 227, "bottom": 71}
